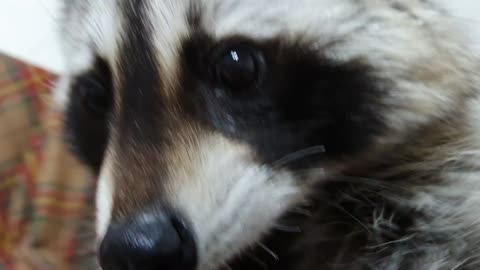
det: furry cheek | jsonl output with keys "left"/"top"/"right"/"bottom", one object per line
{"left": 162, "top": 136, "right": 307, "bottom": 269}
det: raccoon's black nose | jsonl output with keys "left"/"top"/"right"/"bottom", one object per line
{"left": 98, "top": 212, "right": 197, "bottom": 270}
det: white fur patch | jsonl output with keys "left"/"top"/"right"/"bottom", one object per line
{"left": 52, "top": 76, "right": 72, "bottom": 110}
{"left": 147, "top": 1, "right": 191, "bottom": 91}
{"left": 164, "top": 135, "right": 305, "bottom": 269}
{"left": 96, "top": 155, "right": 115, "bottom": 241}
{"left": 56, "top": 0, "right": 122, "bottom": 110}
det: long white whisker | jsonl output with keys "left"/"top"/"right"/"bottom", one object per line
{"left": 273, "top": 223, "right": 303, "bottom": 233}
{"left": 289, "top": 207, "right": 313, "bottom": 217}
{"left": 258, "top": 243, "right": 279, "bottom": 261}
{"left": 272, "top": 145, "right": 326, "bottom": 168}
{"left": 327, "top": 202, "right": 371, "bottom": 234}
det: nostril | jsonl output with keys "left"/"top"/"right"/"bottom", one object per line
{"left": 99, "top": 212, "right": 197, "bottom": 270}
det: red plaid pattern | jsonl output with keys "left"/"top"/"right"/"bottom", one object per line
{"left": 0, "top": 54, "right": 97, "bottom": 270}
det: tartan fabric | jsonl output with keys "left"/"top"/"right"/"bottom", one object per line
{"left": 0, "top": 54, "right": 97, "bottom": 270}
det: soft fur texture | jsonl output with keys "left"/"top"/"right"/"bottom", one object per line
{"left": 58, "top": 0, "right": 480, "bottom": 269}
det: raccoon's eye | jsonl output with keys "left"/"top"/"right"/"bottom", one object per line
{"left": 65, "top": 57, "right": 112, "bottom": 172}
{"left": 75, "top": 76, "right": 110, "bottom": 115}
{"left": 214, "top": 47, "right": 260, "bottom": 89}
{"left": 72, "top": 58, "right": 112, "bottom": 116}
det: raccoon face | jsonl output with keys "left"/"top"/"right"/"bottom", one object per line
{"left": 58, "top": 0, "right": 475, "bottom": 269}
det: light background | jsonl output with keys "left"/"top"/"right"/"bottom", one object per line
{"left": 0, "top": 0, "right": 478, "bottom": 74}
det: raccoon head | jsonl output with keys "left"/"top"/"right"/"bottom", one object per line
{"left": 57, "top": 0, "right": 476, "bottom": 269}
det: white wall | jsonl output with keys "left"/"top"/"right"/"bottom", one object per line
{"left": 0, "top": 0, "right": 64, "bottom": 73}
{"left": 0, "top": 0, "right": 478, "bottom": 74}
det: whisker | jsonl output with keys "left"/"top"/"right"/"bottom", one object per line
{"left": 272, "top": 145, "right": 326, "bottom": 168}
{"left": 291, "top": 168, "right": 326, "bottom": 179}
{"left": 273, "top": 224, "right": 303, "bottom": 233}
{"left": 327, "top": 202, "right": 371, "bottom": 233}
{"left": 449, "top": 258, "right": 470, "bottom": 270}
{"left": 289, "top": 207, "right": 313, "bottom": 217}
{"left": 258, "top": 243, "right": 279, "bottom": 261}
{"left": 366, "top": 234, "right": 415, "bottom": 249}
{"left": 330, "top": 175, "right": 412, "bottom": 194}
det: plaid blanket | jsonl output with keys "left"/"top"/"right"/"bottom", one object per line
{"left": 0, "top": 54, "right": 97, "bottom": 270}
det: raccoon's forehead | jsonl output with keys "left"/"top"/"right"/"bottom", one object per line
{"left": 61, "top": 0, "right": 428, "bottom": 73}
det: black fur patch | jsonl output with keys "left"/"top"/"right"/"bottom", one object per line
{"left": 64, "top": 57, "right": 113, "bottom": 173}
{"left": 180, "top": 33, "right": 386, "bottom": 168}
{"left": 226, "top": 180, "right": 416, "bottom": 270}
{"left": 105, "top": 0, "right": 173, "bottom": 220}
{"left": 116, "top": 0, "right": 163, "bottom": 145}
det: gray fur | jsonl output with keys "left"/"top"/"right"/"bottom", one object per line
{"left": 58, "top": 1, "right": 480, "bottom": 269}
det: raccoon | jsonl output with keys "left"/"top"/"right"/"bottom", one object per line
{"left": 56, "top": 0, "right": 480, "bottom": 269}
